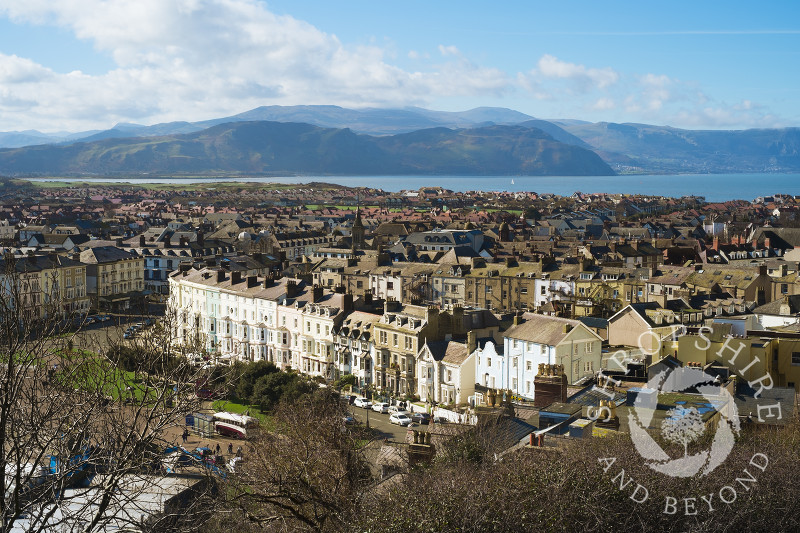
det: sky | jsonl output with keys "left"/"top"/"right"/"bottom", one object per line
{"left": 0, "top": 0, "right": 798, "bottom": 133}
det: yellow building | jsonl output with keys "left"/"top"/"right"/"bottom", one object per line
{"left": 0, "top": 254, "right": 89, "bottom": 319}
{"left": 80, "top": 246, "right": 145, "bottom": 311}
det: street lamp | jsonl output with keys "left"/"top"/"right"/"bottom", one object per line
{"left": 364, "top": 384, "right": 371, "bottom": 429}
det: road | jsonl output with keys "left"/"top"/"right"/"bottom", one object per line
{"left": 348, "top": 405, "right": 418, "bottom": 443}
{"left": 64, "top": 313, "right": 161, "bottom": 354}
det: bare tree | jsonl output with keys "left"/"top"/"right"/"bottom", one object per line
{"left": 661, "top": 407, "right": 706, "bottom": 457}
{"left": 0, "top": 257, "right": 217, "bottom": 532}
{"left": 216, "top": 388, "right": 371, "bottom": 532}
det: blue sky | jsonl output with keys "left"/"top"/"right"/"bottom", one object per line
{"left": 0, "top": 0, "right": 798, "bottom": 132}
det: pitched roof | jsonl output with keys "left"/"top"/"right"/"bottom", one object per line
{"left": 504, "top": 314, "right": 593, "bottom": 346}
{"left": 80, "top": 246, "right": 137, "bottom": 264}
{"left": 441, "top": 342, "right": 470, "bottom": 366}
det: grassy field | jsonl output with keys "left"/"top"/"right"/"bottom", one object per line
{"left": 55, "top": 349, "right": 157, "bottom": 403}
{"left": 10, "top": 178, "right": 344, "bottom": 192}
{"left": 212, "top": 399, "right": 271, "bottom": 425}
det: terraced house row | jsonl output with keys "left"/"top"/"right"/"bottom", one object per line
{"left": 311, "top": 249, "right": 777, "bottom": 321}
{"left": 168, "top": 267, "right": 609, "bottom": 404}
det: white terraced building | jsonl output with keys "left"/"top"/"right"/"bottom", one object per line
{"left": 168, "top": 268, "right": 352, "bottom": 378}
{"left": 332, "top": 310, "right": 381, "bottom": 387}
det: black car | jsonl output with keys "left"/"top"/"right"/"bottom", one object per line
{"left": 411, "top": 412, "right": 431, "bottom": 425}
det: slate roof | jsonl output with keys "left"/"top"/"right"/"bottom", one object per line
{"left": 441, "top": 342, "right": 470, "bottom": 366}
{"left": 685, "top": 265, "right": 762, "bottom": 290}
{"left": 172, "top": 269, "right": 299, "bottom": 301}
{"left": 753, "top": 295, "right": 800, "bottom": 316}
{"left": 504, "top": 313, "right": 592, "bottom": 346}
{"left": 0, "top": 254, "right": 83, "bottom": 273}
{"left": 80, "top": 246, "right": 137, "bottom": 264}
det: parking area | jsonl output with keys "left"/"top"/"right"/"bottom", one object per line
{"left": 65, "top": 314, "right": 161, "bottom": 354}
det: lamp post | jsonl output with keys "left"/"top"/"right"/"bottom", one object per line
{"left": 365, "top": 384, "right": 371, "bottom": 429}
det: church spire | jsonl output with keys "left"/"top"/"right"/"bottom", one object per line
{"left": 352, "top": 193, "right": 365, "bottom": 250}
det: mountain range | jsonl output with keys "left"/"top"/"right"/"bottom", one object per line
{"left": 0, "top": 121, "right": 613, "bottom": 176}
{"left": 0, "top": 105, "right": 798, "bottom": 175}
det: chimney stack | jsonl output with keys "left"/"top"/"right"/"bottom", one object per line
{"left": 164, "top": 234, "right": 171, "bottom": 248}
{"left": 343, "top": 293, "right": 354, "bottom": 313}
{"left": 247, "top": 275, "right": 258, "bottom": 288}
{"left": 452, "top": 305, "right": 465, "bottom": 334}
{"left": 139, "top": 235, "right": 146, "bottom": 247}
{"left": 312, "top": 285, "right": 322, "bottom": 303}
{"left": 231, "top": 271, "right": 243, "bottom": 284}
{"left": 384, "top": 298, "right": 400, "bottom": 313}
{"left": 115, "top": 237, "right": 123, "bottom": 247}
{"left": 467, "top": 330, "right": 477, "bottom": 354}
{"left": 286, "top": 280, "right": 298, "bottom": 298}
{"left": 217, "top": 270, "right": 225, "bottom": 283}
{"left": 513, "top": 313, "right": 522, "bottom": 326}
{"left": 263, "top": 276, "right": 274, "bottom": 289}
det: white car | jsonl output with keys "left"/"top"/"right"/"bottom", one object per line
{"left": 353, "top": 397, "right": 373, "bottom": 409}
{"left": 389, "top": 412, "right": 412, "bottom": 426}
{"left": 372, "top": 402, "right": 389, "bottom": 413}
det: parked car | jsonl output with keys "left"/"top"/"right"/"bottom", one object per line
{"left": 388, "top": 405, "right": 402, "bottom": 414}
{"left": 342, "top": 415, "right": 356, "bottom": 426}
{"left": 389, "top": 412, "right": 412, "bottom": 426}
{"left": 123, "top": 331, "right": 134, "bottom": 339}
{"left": 433, "top": 415, "right": 449, "bottom": 424}
{"left": 372, "top": 402, "right": 390, "bottom": 413}
{"left": 411, "top": 412, "right": 431, "bottom": 425}
{"left": 353, "top": 397, "right": 373, "bottom": 409}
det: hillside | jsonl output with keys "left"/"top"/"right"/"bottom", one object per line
{"left": 556, "top": 121, "right": 800, "bottom": 173}
{"left": 0, "top": 121, "right": 615, "bottom": 176}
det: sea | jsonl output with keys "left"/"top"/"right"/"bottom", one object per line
{"left": 24, "top": 173, "right": 800, "bottom": 203}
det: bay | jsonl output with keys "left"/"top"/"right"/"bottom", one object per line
{"left": 24, "top": 173, "right": 800, "bottom": 202}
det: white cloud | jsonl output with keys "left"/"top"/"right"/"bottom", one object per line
{"left": 438, "top": 45, "right": 460, "bottom": 57}
{"left": 592, "top": 98, "right": 615, "bottom": 111}
{"left": 0, "top": 3, "right": 787, "bottom": 132}
{"left": 0, "top": 54, "right": 53, "bottom": 83}
{"left": 536, "top": 54, "right": 619, "bottom": 90}
{"left": 0, "top": 0, "right": 515, "bottom": 131}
